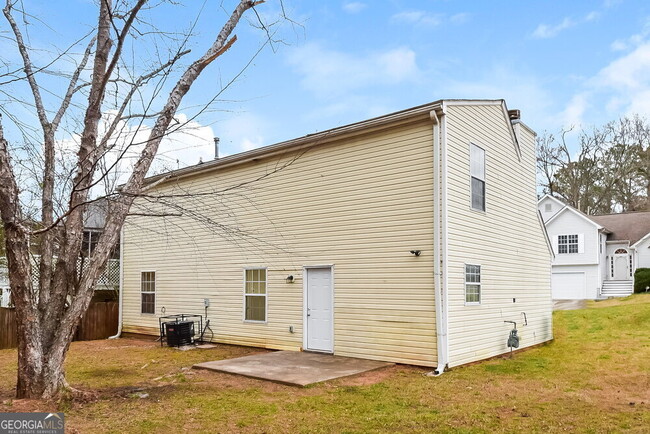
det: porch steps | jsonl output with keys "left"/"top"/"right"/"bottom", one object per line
{"left": 601, "top": 280, "right": 634, "bottom": 298}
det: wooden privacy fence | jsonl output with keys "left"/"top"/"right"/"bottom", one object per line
{"left": 0, "top": 301, "right": 118, "bottom": 350}
{"left": 0, "top": 306, "right": 17, "bottom": 350}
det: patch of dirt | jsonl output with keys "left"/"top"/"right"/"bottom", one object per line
{"left": 1, "top": 398, "right": 58, "bottom": 413}
{"left": 78, "top": 336, "right": 159, "bottom": 351}
{"left": 578, "top": 372, "right": 650, "bottom": 411}
{"left": 335, "top": 364, "right": 402, "bottom": 386}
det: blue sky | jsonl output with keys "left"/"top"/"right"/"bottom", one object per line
{"left": 197, "top": 0, "right": 650, "bottom": 158}
{"left": 3, "top": 0, "right": 650, "bottom": 168}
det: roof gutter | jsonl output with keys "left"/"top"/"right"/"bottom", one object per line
{"left": 141, "top": 101, "right": 444, "bottom": 188}
{"left": 430, "top": 103, "right": 449, "bottom": 375}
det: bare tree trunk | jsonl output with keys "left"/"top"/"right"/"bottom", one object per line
{"left": 0, "top": 0, "right": 266, "bottom": 399}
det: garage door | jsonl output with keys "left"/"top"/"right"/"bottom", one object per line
{"left": 551, "top": 272, "right": 586, "bottom": 299}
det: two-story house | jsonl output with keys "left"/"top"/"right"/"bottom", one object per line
{"left": 117, "top": 100, "right": 553, "bottom": 371}
{"left": 538, "top": 194, "right": 650, "bottom": 299}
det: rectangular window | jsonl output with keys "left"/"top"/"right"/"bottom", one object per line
{"left": 558, "top": 234, "right": 579, "bottom": 254}
{"left": 141, "top": 271, "right": 155, "bottom": 314}
{"left": 81, "top": 230, "right": 100, "bottom": 258}
{"left": 465, "top": 264, "right": 481, "bottom": 304}
{"left": 630, "top": 255, "right": 633, "bottom": 277}
{"left": 599, "top": 235, "right": 603, "bottom": 254}
{"left": 244, "top": 268, "right": 267, "bottom": 322}
{"left": 470, "top": 144, "right": 486, "bottom": 211}
{"left": 545, "top": 203, "right": 552, "bottom": 212}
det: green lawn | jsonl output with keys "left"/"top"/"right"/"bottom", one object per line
{"left": 1, "top": 294, "right": 649, "bottom": 433}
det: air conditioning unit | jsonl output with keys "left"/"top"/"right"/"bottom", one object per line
{"left": 165, "top": 321, "right": 194, "bottom": 347}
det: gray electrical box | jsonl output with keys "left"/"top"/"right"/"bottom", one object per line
{"left": 203, "top": 298, "right": 210, "bottom": 308}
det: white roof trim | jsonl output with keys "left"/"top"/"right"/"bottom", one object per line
{"left": 441, "top": 99, "right": 522, "bottom": 161}
{"left": 544, "top": 204, "right": 604, "bottom": 230}
{"left": 631, "top": 231, "right": 650, "bottom": 248}
{"left": 537, "top": 194, "right": 565, "bottom": 207}
{"left": 537, "top": 194, "right": 567, "bottom": 221}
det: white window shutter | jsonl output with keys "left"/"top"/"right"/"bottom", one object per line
{"left": 554, "top": 235, "right": 559, "bottom": 254}
{"left": 578, "top": 233, "right": 584, "bottom": 253}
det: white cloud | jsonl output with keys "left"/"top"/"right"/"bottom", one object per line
{"left": 52, "top": 112, "right": 217, "bottom": 197}
{"left": 286, "top": 43, "right": 420, "bottom": 99}
{"left": 450, "top": 13, "right": 470, "bottom": 25}
{"left": 342, "top": 2, "right": 366, "bottom": 14}
{"left": 240, "top": 136, "right": 265, "bottom": 152}
{"left": 442, "top": 66, "right": 556, "bottom": 130}
{"left": 532, "top": 11, "right": 599, "bottom": 39}
{"left": 595, "top": 43, "right": 650, "bottom": 91}
{"left": 213, "top": 112, "right": 272, "bottom": 154}
{"left": 558, "top": 40, "right": 650, "bottom": 128}
{"left": 532, "top": 17, "right": 576, "bottom": 39}
{"left": 610, "top": 19, "right": 650, "bottom": 51}
{"left": 559, "top": 93, "right": 589, "bottom": 127}
{"left": 391, "top": 11, "right": 442, "bottom": 27}
{"left": 299, "top": 95, "right": 392, "bottom": 124}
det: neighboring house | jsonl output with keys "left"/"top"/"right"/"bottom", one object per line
{"left": 0, "top": 200, "right": 120, "bottom": 306}
{"left": 0, "top": 258, "right": 9, "bottom": 308}
{"left": 538, "top": 194, "right": 650, "bottom": 299}
{"left": 121, "top": 100, "right": 553, "bottom": 370}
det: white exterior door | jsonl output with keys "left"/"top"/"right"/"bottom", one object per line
{"left": 614, "top": 255, "right": 630, "bottom": 280}
{"left": 551, "top": 272, "right": 586, "bottom": 299}
{"left": 305, "top": 267, "right": 333, "bottom": 353}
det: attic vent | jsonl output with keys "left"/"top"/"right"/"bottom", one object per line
{"left": 508, "top": 109, "right": 521, "bottom": 121}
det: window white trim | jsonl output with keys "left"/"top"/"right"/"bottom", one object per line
{"left": 464, "top": 263, "right": 481, "bottom": 305}
{"left": 557, "top": 234, "right": 580, "bottom": 254}
{"left": 140, "top": 270, "right": 156, "bottom": 315}
{"left": 469, "top": 143, "right": 486, "bottom": 212}
{"left": 243, "top": 267, "right": 268, "bottom": 324}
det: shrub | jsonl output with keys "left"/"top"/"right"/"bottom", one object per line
{"left": 634, "top": 268, "right": 650, "bottom": 293}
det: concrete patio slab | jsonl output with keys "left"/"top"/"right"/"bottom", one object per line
{"left": 193, "top": 351, "right": 392, "bottom": 387}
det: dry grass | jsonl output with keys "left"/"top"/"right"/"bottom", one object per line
{"left": 0, "top": 294, "right": 649, "bottom": 433}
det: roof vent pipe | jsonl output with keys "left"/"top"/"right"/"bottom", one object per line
{"left": 214, "top": 137, "right": 220, "bottom": 159}
{"left": 508, "top": 109, "right": 521, "bottom": 121}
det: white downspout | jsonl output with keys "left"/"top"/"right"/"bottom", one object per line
{"left": 430, "top": 106, "right": 449, "bottom": 375}
{"left": 441, "top": 103, "right": 450, "bottom": 373}
{"left": 109, "top": 225, "right": 125, "bottom": 339}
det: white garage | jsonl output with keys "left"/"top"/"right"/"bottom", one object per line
{"left": 551, "top": 272, "right": 586, "bottom": 300}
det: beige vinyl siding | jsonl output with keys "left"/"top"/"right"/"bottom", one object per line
{"left": 122, "top": 120, "right": 438, "bottom": 366}
{"left": 444, "top": 104, "right": 553, "bottom": 367}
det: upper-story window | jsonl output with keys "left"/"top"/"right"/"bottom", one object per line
{"left": 558, "top": 234, "right": 579, "bottom": 254}
{"left": 545, "top": 203, "right": 552, "bottom": 212}
{"left": 470, "top": 143, "right": 486, "bottom": 211}
{"left": 81, "top": 229, "right": 120, "bottom": 259}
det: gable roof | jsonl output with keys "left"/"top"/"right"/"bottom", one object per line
{"left": 544, "top": 202, "right": 606, "bottom": 231}
{"left": 537, "top": 194, "right": 567, "bottom": 221}
{"left": 589, "top": 211, "right": 650, "bottom": 245}
{"left": 142, "top": 99, "right": 520, "bottom": 188}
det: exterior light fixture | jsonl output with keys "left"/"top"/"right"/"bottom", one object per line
{"left": 410, "top": 250, "right": 421, "bottom": 256}
{"left": 286, "top": 275, "right": 294, "bottom": 283}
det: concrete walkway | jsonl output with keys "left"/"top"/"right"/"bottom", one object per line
{"left": 193, "top": 350, "right": 392, "bottom": 387}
